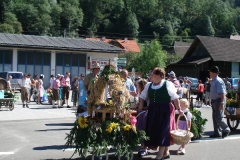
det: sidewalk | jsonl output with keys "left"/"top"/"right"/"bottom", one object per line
{"left": 0, "top": 92, "right": 77, "bottom": 121}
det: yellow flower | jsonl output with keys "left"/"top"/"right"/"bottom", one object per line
{"left": 106, "top": 126, "right": 113, "bottom": 133}
{"left": 110, "top": 122, "right": 119, "bottom": 128}
{"left": 123, "top": 124, "right": 132, "bottom": 131}
{"left": 78, "top": 116, "right": 88, "bottom": 128}
{"left": 109, "top": 100, "right": 113, "bottom": 105}
{"left": 106, "top": 122, "right": 119, "bottom": 133}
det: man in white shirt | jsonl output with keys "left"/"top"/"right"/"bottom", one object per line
{"left": 18, "top": 74, "right": 31, "bottom": 108}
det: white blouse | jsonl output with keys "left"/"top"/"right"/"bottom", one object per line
{"left": 139, "top": 80, "right": 179, "bottom": 101}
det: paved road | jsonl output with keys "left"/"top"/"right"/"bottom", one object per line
{"left": 0, "top": 93, "right": 240, "bottom": 160}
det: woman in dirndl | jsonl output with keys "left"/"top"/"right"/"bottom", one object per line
{"left": 138, "top": 67, "right": 182, "bottom": 160}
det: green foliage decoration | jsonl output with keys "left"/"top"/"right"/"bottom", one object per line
{"left": 190, "top": 108, "right": 208, "bottom": 139}
{"left": 64, "top": 116, "right": 148, "bottom": 159}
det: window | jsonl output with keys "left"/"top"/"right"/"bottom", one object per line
{"left": 4, "top": 50, "right": 12, "bottom": 63}
{"left": 43, "top": 53, "right": 50, "bottom": 65}
{"left": 64, "top": 53, "right": 71, "bottom": 66}
{"left": 79, "top": 54, "right": 86, "bottom": 67}
{"left": 35, "top": 52, "right": 42, "bottom": 65}
{"left": 56, "top": 53, "right": 63, "bottom": 66}
{"left": 18, "top": 51, "right": 26, "bottom": 64}
{"left": 72, "top": 54, "right": 78, "bottom": 66}
{"left": 27, "top": 51, "right": 35, "bottom": 65}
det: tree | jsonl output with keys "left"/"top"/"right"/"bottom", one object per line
{"left": 133, "top": 40, "right": 167, "bottom": 76}
{"left": 29, "top": 0, "right": 52, "bottom": 35}
{"left": 231, "top": 25, "right": 239, "bottom": 35}
{"left": 0, "top": 23, "right": 14, "bottom": 33}
{"left": 205, "top": 16, "right": 215, "bottom": 36}
{"left": 60, "top": 0, "right": 83, "bottom": 37}
{"left": 49, "top": 2, "right": 62, "bottom": 36}
{"left": 12, "top": 3, "right": 38, "bottom": 34}
{"left": 119, "top": 10, "right": 139, "bottom": 38}
{"left": 3, "top": 12, "right": 22, "bottom": 33}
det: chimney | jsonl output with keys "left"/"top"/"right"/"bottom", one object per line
{"left": 124, "top": 37, "right": 128, "bottom": 42}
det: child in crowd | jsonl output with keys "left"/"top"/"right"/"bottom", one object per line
{"left": 134, "top": 78, "right": 148, "bottom": 157}
{"left": 175, "top": 98, "right": 192, "bottom": 155}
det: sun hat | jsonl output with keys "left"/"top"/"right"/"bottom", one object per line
{"left": 92, "top": 62, "right": 100, "bottom": 69}
{"left": 168, "top": 71, "right": 176, "bottom": 78}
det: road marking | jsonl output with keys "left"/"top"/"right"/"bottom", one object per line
{"left": 0, "top": 152, "right": 14, "bottom": 155}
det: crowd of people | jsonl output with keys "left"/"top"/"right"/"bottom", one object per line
{"left": 6, "top": 63, "right": 231, "bottom": 159}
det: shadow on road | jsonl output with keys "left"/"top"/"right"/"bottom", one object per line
{"left": 33, "top": 145, "right": 66, "bottom": 150}
{"left": 35, "top": 128, "right": 71, "bottom": 132}
{"left": 45, "top": 123, "right": 74, "bottom": 126}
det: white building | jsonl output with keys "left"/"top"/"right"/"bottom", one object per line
{"left": 0, "top": 33, "right": 123, "bottom": 87}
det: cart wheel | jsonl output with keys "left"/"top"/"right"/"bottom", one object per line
{"left": 227, "top": 118, "right": 239, "bottom": 131}
{"left": 9, "top": 102, "right": 14, "bottom": 111}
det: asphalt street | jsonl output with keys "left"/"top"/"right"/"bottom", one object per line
{"left": 0, "top": 93, "right": 240, "bottom": 160}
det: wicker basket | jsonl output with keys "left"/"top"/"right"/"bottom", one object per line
{"left": 170, "top": 114, "right": 193, "bottom": 145}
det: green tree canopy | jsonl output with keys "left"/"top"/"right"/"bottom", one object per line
{"left": 133, "top": 40, "right": 167, "bottom": 76}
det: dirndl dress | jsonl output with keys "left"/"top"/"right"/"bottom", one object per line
{"left": 145, "top": 82, "right": 171, "bottom": 148}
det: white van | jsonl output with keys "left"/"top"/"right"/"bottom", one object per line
{"left": 0, "top": 71, "right": 23, "bottom": 91}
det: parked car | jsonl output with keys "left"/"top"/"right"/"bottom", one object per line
{"left": 0, "top": 71, "right": 23, "bottom": 91}
{"left": 188, "top": 77, "right": 199, "bottom": 94}
{"left": 228, "top": 78, "right": 240, "bottom": 90}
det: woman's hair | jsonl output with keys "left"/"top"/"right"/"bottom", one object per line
{"left": 73, "top": 76, "right": 78, "bottom": 81}
{"left": 180, "top": 98, "right": 189, "bottom": 108}
{"left": 137, "top": 78, "right": 148, "bottom": 92}
{"left": 152, "top": 67, "right": 165, "bottom": 78}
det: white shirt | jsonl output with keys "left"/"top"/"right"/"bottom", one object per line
{"left": 50, "top": 78, "right": 55, "bottom": 89}
{"left": 21, "top": 78, "right": 31, "bottom": 88}
{"left": 139, "top": 80, "right": 179, "bottom": 101}
{"left": 175, "top": 109, "right": 192, "bottom": 121}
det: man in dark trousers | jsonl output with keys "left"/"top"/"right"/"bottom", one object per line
{"left": 209, "top": 66, "right": 230, "bottom": 138}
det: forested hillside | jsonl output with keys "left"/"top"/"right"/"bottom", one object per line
{"left": 1, "top": 0, "right": 240, "bottom": 47}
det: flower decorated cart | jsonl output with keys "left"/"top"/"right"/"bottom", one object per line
{"left": 224, "top": 96, "right": 240, "bottom": 130}
{"left": 65, "top": 61, "right": 148, "bottom": 160}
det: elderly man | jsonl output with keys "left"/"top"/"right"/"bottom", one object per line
{"left": 84, "top": 62, "right": 101, "bottom": 92}
{"left": 120, "top": 69, "right": 137, "bottom": 97}
{"left": 209, "top": 66, "right": 230, "bottom": 138}
{"left": 84, "top": 62, "right": 101, "bottom": 116}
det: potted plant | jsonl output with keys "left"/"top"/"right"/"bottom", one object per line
{"left": 190, "top": 108, "right": 208, "bottom": 140}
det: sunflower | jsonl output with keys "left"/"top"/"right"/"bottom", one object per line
{"left": 78, "top": 116, "right": 88, "bottom": 128}
{"left": 123, "top": 124, "right": 132, "bottom": 131}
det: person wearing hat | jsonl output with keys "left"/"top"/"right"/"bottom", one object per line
{"left": 208, "top": 66, "right": 230, "bottom": 138}
{"left": 168, "top": 71, "right": 181, "bottom": 88}
{"left": 84, "top": 62, "right": 101, "bottom": 92}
